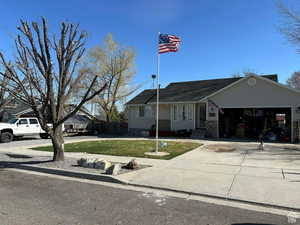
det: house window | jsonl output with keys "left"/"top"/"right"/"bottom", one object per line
{"left": 138, "top": 106, "right": 145, "bottom": 117}
{"left": 182, "top": 105, "right": 186, "bottom": 120}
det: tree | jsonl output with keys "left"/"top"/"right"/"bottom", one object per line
{"left": 287, "top": 71, "right": 300, "bottom": 90}
{"left": 231, "top": 69, "right": 258, "bottom": 78}
{"left": 278, "top": 2, "right": 300, "bottom": 52}
{"left": 278, "top": 3, "right": 300, "bottom": 90}
{"left": 80, "top": 34, "right": 136, "bottom": 123}
{"left": 0, "top": 18, "right": 106, "bottom": 161}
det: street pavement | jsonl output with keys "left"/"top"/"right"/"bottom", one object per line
{"left": 0, "top": 169, "right": 292, "bottom": 225}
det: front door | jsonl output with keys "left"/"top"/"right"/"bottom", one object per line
{"left": 195, "top": 103, "right": 206, "bottom": 128}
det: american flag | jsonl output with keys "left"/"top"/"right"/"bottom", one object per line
{"left": 158, "top": 34, "right": 181, "bottom": 54}
{"left": 208, "top": 99, "right": 224, "bottom": 114}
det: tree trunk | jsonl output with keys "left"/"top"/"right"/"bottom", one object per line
{"left": 51, "top": 125, "right": 64, "bottom": 161}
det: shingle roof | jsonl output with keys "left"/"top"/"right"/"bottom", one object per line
{"left": 126, "top": 89, "right": 157, "bottom": 105}
{"left": 126, "top": 74, "right": 278, "bottom": 105}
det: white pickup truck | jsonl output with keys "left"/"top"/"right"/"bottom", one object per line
{"left": 0, "top": 117, "right": 51, "bottom": 143}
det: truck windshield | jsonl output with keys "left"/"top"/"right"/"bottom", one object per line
{"left": 8, "top": 118, "right": 18, "bottom": 124}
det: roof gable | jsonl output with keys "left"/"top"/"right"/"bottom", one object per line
{"left": 126, "top": 74, "right": 279, "bottom": 105}
{"left": 209, "top": 75, "right": 300, "bottom": 107}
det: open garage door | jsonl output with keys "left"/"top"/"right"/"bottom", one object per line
{"left": 219, "top": 108, "right": 291, "bottom": 142}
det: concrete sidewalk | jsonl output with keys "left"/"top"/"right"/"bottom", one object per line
{"left": 1, "top": 137, "right": 300, "bottom": 211}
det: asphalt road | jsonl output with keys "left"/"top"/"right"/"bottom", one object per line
{"left": 0, "top": 169, "right": 291, "bottom": 225}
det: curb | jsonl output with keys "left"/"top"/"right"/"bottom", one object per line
{"left": 4, "top": 163, "right": 126, "bottom": 184}
{"left": 4, "top": 163, "right": 300, "bottom": 213}
{"left": 126, "top": 182, "right": 300, "bottom": 213}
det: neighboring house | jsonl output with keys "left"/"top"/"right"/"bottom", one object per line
{"left": 126, "top": 74, "right": 300, "bottom": 142}
{"left": 0, "top": 102, "right": 94, "bottom": 133}
{"left": 0, "top": 100, "right": 34, "bottom": 122}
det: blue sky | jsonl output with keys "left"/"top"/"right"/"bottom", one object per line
{"left": 0, "top": 0, "right": 300, "bottom": 92}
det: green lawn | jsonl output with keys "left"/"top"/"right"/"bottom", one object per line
{"left": 31, "top": 140, "right": 201, "bottom": 160}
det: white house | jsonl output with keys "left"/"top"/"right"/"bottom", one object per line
{"left": 126, "top": 74, "right": 300, "bottom": 142}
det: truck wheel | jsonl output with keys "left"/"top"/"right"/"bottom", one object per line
{"left": 0, "top": 132, "right": 13, "bottom": 143}
{"left": 40, "top": 133, "right": 49, "bottom": 139}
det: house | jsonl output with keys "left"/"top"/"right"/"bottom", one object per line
{"left": 126, "top": 74, "right": 300, "bottom": 142}
{"left": 0, "top": 101, "right": 94, "bottom": 134}
{"left": 0, "top": 100, "right": 35, "bottom": 122}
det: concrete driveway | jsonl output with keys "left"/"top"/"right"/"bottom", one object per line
{"left": 172, "top": 141, "right": 300, "bottom": 170}
{"left": 119, "top": 140, "right": 300, "bottom": 210}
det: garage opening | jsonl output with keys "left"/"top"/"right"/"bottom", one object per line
{"left": 219, "top": 108, "right": 291, "bottom": 142}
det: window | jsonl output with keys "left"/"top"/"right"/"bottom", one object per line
{"left": 138, "top": 106, "right": 145, "bottom": 117}
{"left": 29, "top": 119, "right": 38, "bottom": 124}
{"left": 18, "top": 119, "right": 28, "bottom": 125}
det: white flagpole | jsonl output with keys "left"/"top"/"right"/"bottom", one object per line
{"left": 155, "top": 32, "right": 160, "bottom": 153}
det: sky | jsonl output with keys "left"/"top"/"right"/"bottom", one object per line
{"left": 1, "top": 0, "right": 300, "bottom": 93}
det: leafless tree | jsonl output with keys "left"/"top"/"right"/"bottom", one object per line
{"left": 0, "top": 18, "right": 106, "bottom": 161}
{"left": 287, "top": 71, "right": 300, "bottom": 90}
{"left": 231, "top": 69, "right": 257, "bottom": 78}
{"left": 0, "top": 74, "right": 16, "bottom": 109}
{"left": 278, "top": 2, "right": 300, "bottom": 51}
{"left": 278, "top": 3, "right": 300, "bottom": 89}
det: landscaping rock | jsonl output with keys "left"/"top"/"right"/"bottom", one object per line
{"left": 86, "top": 158, "right": 95, "bottom": 168}
{"left": 106, "top": 163, "right": 121, "bottom": 175}
{"left": 94, "top": 160, "right": 111, "bottom": 170}
{"left": 124, "top": 159, "right": 139, "bottom": 170}
{"left": 77, "top": 158, "right": 87, "bottom": 167}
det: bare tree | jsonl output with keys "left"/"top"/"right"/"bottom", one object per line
{"left": 0, "top": 74, "right": 16, "bottom": 109}
{"left": 80, "top": 34, "right": 137, "bottom": 123}
{"left": 278, "top": 2, "right": 300, "bottom": 51}
{"left": 0, "top": 18, "right": 106, "bottom": 161}
{"left": 287, "top": 71, "right": 300, "bottom": 90}
{"left": 231, "top": 69, "right": 258, "bottom": 78}
{"left": 278, "top": 3, "right": 300, "bottom": 89}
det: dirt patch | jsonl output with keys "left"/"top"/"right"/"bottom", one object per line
{"left": 205, "top": 144, "right": 236, "bottom": 152}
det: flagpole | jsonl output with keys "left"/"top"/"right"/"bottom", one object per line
{"left": 155, "top": 32, "right": 160, "bottom": 153}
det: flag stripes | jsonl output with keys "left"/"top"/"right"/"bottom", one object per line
{"left": 159, "top": 34, "right": 181, "bottom": 54}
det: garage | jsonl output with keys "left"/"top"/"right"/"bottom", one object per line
{"left": 204, "top": 75, "right": 300, "bottom": 143}
{"left": 219, "top": 107, "right": 291, "bottom": 142}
